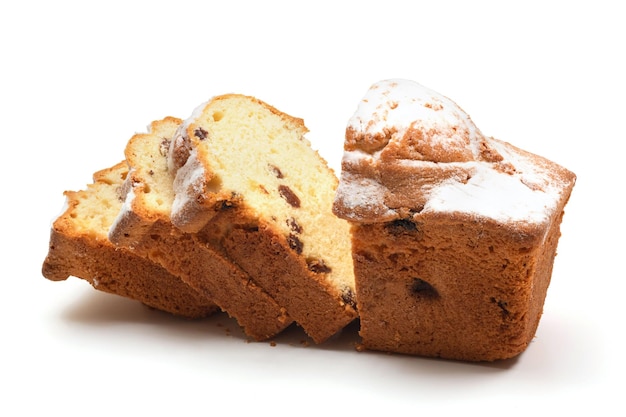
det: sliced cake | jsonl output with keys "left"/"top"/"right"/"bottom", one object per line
{"left": 167, "top": 94, "right": 357, "bottom": 343}
{"left": 108, "top": 117, "right": 292, "bottom": 341}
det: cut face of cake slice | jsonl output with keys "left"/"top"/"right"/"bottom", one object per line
{"left": 333, "top": 79, "right": 576, "bottom": 361}
{"left": 108, "top": 117, "right": 292, "bottom": 341}
{"left": 167, "top": 95, "right": 357, "bottom": 343}
{"left": 42, "top": 162, "right": 218, "bottom": 319}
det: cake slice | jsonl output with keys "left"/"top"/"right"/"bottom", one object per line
{"left": 333, "top": 79, "right": 576, "bottom": 361}
{"left": 108, "top": 117, "right": 292, "bottom": 341}
{"left": 167, "top": 94, "right": 357, "bottom": 343}
{"left": 42, "top": 162, "right": 218, "bottom": 319}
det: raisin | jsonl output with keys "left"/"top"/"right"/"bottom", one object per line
{"left": 490, "top": 297, "right": 511, "bottom": 318}
{"left": 287, "top": 233, "right": 303, "bottom": 254}
{"left": 194, "top": 127, "right": 208, "bottom": 140}
{"left": 287, "top": 217, "right": 302, "bottom": 234}
{"left": 307, "top": 258, "right": 331, "bottom": 274}
{"left": 409, "top": 278, "right": 438, "bottom": 299}
{"left": 269, "top": 164, "right": 284, "bottom": 178}
{"left": 215, "top": 192, "right": 241, "bottom": 211}
{"left": 388, "top": 219, "right": 416, "bottom": 232}
{"left": 159, "top": 138, "right": 171, "bottom": 157}
{"left": 169, "top": 134, "right": 192, "bottom": 170}
{"left": 278, "top": 185, "right": 301, "bottom": 208}
{"left": 386, "top": 218, "right": 422, "bottom": 236}
{"left": 341, "top": 287, "right": 357, "bottom": 310}
{"left": 217, "top": 200, "right": 235, "bottom": 211}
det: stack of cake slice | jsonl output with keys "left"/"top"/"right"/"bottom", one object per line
{"left": 107, "top": 116, "right": 293, "bottom": 341}
{"left": 42, "top": 161, "right": 219, "bottom": 319}
{"left": 43, "top": 95, "right": 357, "bottom": 343}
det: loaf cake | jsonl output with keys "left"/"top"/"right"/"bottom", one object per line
{"left": 333, "top": 79, "right": 576, "bottom": 361}
{"left": 108, "top": 117, "right": 292, "bottom": 341}
{"left": 167, "top": 94, "right": 357, "bottom": 343}
{"left": 42, "top": 162, "right": 219, "bottom": 319}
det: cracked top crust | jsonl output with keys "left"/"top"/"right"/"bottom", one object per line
{"left": 333, "top": 79, "right": 576, "bottom": 226}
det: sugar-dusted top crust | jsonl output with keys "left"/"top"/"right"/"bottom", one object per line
{"left": 108, "top": 117, "right": 183, "bottom": 246}
{"left": 346, "top": 79, "right": 485, "bottom": 162}
{"left": 333, "top": 79, "right": 576, "bottom": 226}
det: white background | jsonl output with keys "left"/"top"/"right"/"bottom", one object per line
{"left": 1, "top": 1, "right": 622, "bottom": 415}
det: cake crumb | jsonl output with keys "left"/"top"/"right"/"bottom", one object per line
{"left": 269, "top": 341, "right": 277, "bottom": 347}
{"left": 355, "top": 343, "right": 366, "bottom": 352}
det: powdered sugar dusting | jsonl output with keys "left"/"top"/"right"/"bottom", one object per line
{"left": 166, "top": 101, "right": 208, "bottom": 174}
{"left": 171, "top": 148, "right": 206, "bottom": 218}
{"left": 348, "top": 79, "right": 485, "bottom": 160}
{"left": 108, "top": 184, "right": 136, "bottom": 236}
{"left": 334, "top": 171, "right": 395, "bottom": 222}
{"left": 335, "top": 80, "right": 573, "bottom": 225}
{"left": 424, "top": 160, "right": 557, "bottom": 223}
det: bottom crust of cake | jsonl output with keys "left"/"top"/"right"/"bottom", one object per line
{"left": 124, "top": 219, "right": 294, "bottom": 341}
{"left": 42, "top": 229, "right": 219, "bottom": 320}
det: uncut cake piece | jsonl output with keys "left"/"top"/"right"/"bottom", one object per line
{"left": 167, "top": 94, "right": 357, "bottom": 343}
{"left": 108, "top": 117, "right": 292, "bottom": 341}
{"left": 333, "top": 79, "right": 576, "bottom": 361}
{"left": 42, "top": 162, "right": 218, "bottom": 319}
